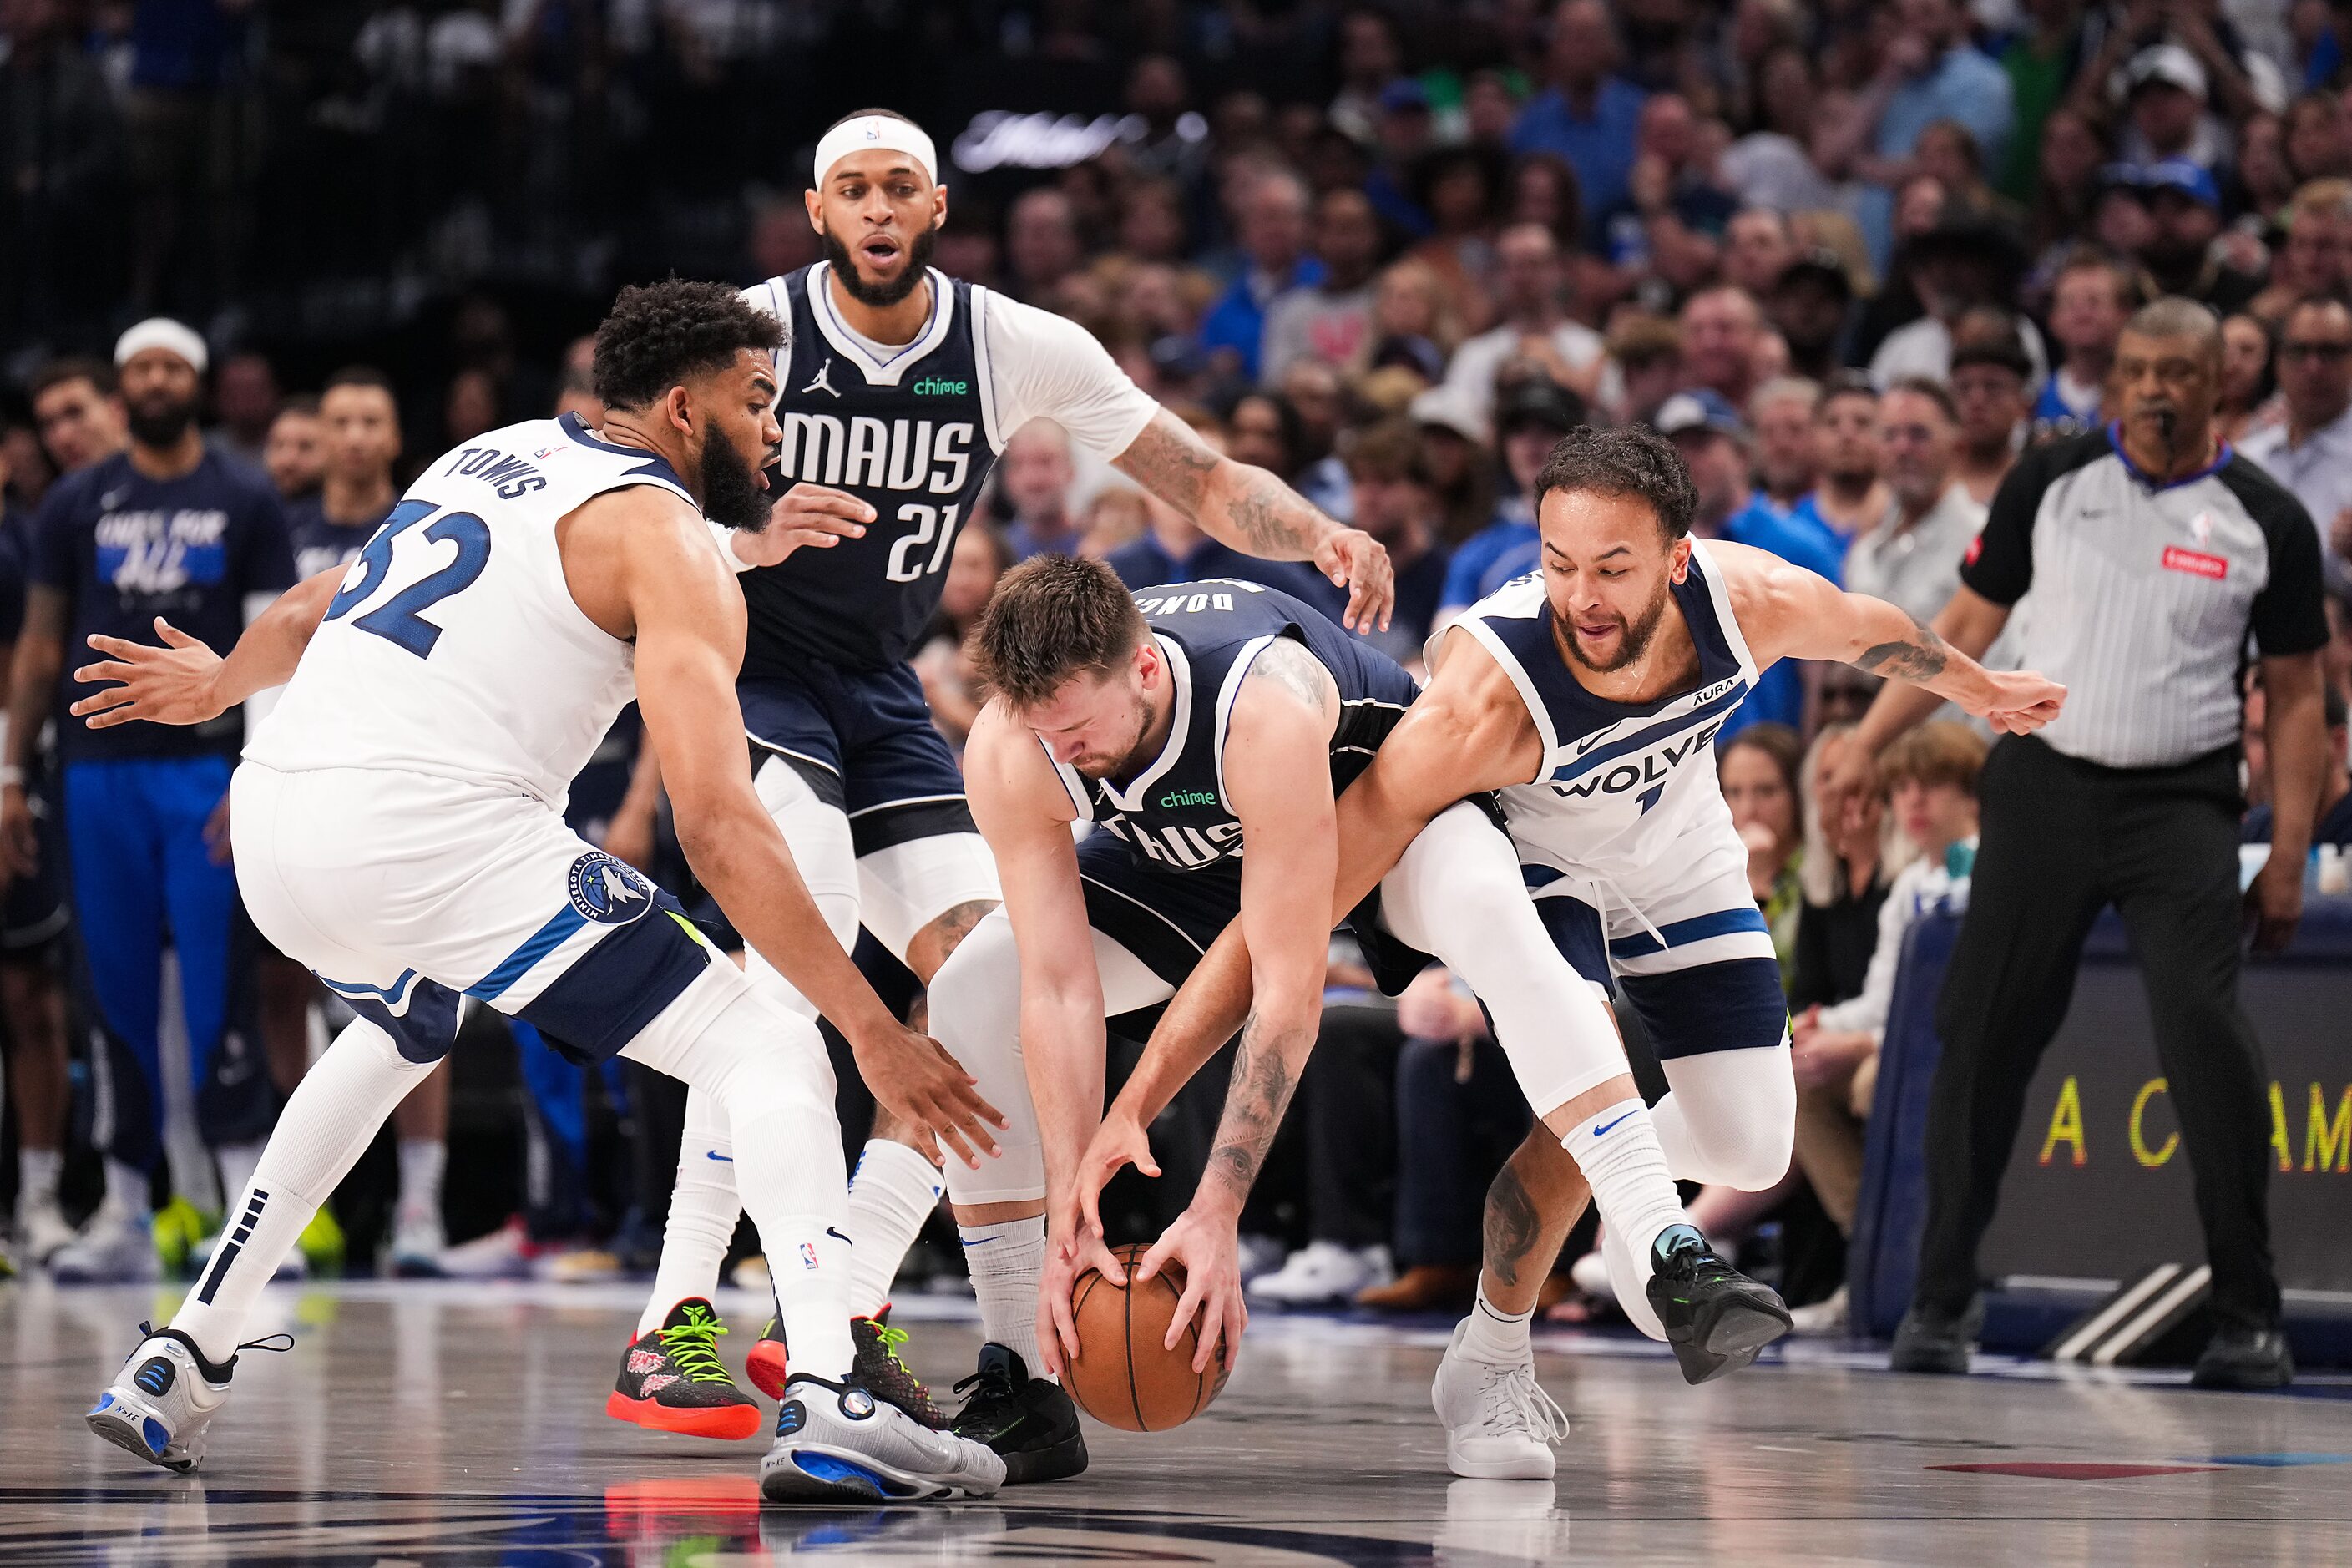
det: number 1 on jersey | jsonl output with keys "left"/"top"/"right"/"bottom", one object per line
{"left": 324, "top": 499, "right": 493, "bottom": 658}
{"left": 883, "top": 503, "right": 960, "bottom": 583}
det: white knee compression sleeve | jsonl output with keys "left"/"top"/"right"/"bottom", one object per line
{"left": 175, "top": 1019, "right": 427, "bottom": 1363}
{"left": 1380, "top": 802, "right": 1628, "bottom": 1115}
{"left": 1651, "top": 1044, "right": 1798, "bottom": 1191}
{"left": 624, "top": 969, "right": 855, "bottom": 1380}
{"left": 742, "top": 755, "right": 862, "bottom": 1023}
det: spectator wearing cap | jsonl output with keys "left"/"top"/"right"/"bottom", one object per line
{"left": 2248, "top": 180, "right": 2352, "bottom": 326}
{"left": 3, "top": 317, "right": 294, "bottom": 1283}
{"left": 1434, "top": 378, "right": 1585, "bottom": 630}
{"left": 1950, "top": 334, "right": 2034, "bottom": 505}
{"left": 1439, "top": 222, "right": 1606, "bottom": 432}
{"left": 1769, "top": 249, "right": 1859, "bottom": 382}
{"left": 2129, "top": 159, "right": 2264, "bottom": 312}
{"left": 2036, "top": 249, "right": 2139, "bottom": 440}
{"left": 1261, "top": 188, "right": 1384, "bottom": 387}
{"left": 1849, "top": 377, "right": 1986, "bottom": 625}
{"left": 1870, "top": 216, "right": 2051, "bottom": 387}
{"left": 1797, "top": 374, "right": 1894, "bottom": 549}
{"left": 1339, "top": 418, "right": 1454, "bottom": 668}
{"left": 1510, "top": 0, "right": 1648, "bottom": 244}
{"left": 2112, "top": 44, "right": 2230, "bottom": 171}
{"left": 2243, "top": 683, "right": 2352, "bottom": 848}
{"left": 1659, "top": 389, "right": 1843, "bottom": 732}
{"left": 1199, "top": 168, "right": 1323, "bottom": 384}
{"left": 2243, "top": 296, "right": 2352, "bottom": 599}
{"left": 1406, "top": 385, "right": 1495, "bottom": 545}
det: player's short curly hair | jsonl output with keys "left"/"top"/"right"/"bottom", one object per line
{"left": 973, "top": 554, "right": 1149, "bottom": 710}
{"left": 591, "top": 279, "right": 782, "bottom": 413}
{"left": 1531, "top": 423, "right": 1699, "bottom": 540}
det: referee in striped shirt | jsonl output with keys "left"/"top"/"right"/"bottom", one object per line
{"left": 1826, "top": 298, "right": 2332, "bottom": 1391}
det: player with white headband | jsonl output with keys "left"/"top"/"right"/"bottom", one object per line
{"left": 609, "top": 108, "right": 1395, "bottom": 1485}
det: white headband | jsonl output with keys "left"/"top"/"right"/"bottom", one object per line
{"left": 812, "top": 115, "right": 938, "bottom": 190}
{"left": 114, "top": 317, "right": 209, "bottom": 375}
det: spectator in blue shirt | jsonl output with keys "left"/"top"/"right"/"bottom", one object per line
{"left": 1436, "top": 378, "right": 1586, "bottom": 629}
{"left": 1, "top": 320, "right": 294, "bottom": 1283}
{"left": 1509, "top": 0, "right": 1647, "bottom": 246}
{"left": 1828, "top": 0, "right": 2014, "bottom": 267}
{"left": 1199, "top": 168, "right": 1323, "bottom": 383}
{"left": 1657, "top": 390, "right": 1843, "bottom": 736}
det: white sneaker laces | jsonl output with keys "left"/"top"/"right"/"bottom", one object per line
{"left": 1478, "top": 1363, "right": 1570, "bottom": 1444}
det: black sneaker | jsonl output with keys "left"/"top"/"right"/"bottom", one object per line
{"left": 1645, "top": 1227, "right": 1792, "bottom": 1385}
{"left": 2191, "top": 1323, "right": 2294, "bottom": 1391}
{"left": 604, "top": 1298, "right": 762, "bottom": 1440}
{"left": 950, "top": 1343, "right": 1087, "bottom": 1484}
{"left": 1888, "top": 1296, "right": 1982, "bottom": 1376}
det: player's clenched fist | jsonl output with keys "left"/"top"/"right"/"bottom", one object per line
{"left": 727, "top": 482, "right": 875, "bottom": 567}
{"left": 846, "top": 1019, "right": 1007, "bottom": 1170}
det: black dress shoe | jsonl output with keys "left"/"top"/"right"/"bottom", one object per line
{"left": 1889, "top": 1297, "right": 1982, "bottom": 1375}
{"left": 2191, "top": 1324, "right": 2294, "bottom": 1391}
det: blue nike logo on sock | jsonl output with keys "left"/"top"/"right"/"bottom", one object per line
{"left": 1591, "top": 1110, "right": 1636, "bottom": 1138}
{"left": 706, "top": 1151, "right": 733, "bottom": 1163}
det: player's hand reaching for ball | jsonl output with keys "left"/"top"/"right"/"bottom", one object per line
{"left": 1073, "top": 1110, "right": 1159, "bottom": 1240}
{"left": 1136, "top": 1206, "right": 1247, "bottom": 1377}
{"left": 1313, "top": 526, "right": 1395, "bottom": 635}
{"left": 1970, "top": 669, "right": 2066, "bottom": 736}
{"left": 1036, "top": 1203, "right": 1127, "bottom": 1378}
{"left": 70, "top": 620, "right": 230, "bottom": 730}
{"left": 847, "top": 1019, "right": 1006, "bottom": 1170}
{"left": 727, "top": 483, "right": 875, "bottom": 567}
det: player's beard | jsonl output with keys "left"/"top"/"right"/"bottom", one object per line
{"left": 697, "top": 432, "right": 775, "bottom": 534}
{"left": 822, "top": 221, "right": 938, "bottom": 308}
{"left": 1071, "top": 687, "right": 1159, "bottom": 781}
{"left": 1560, "top": 580, "right": 1672, "bottom": 675}
{"left": 125, "top": 391, "right": 197, "bottom": 450}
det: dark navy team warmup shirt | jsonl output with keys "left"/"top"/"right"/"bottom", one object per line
{"left": 32, "top": 448, "right": 295, "bottom": 761}
{"left": 0, "top": 508, "right": 27, "bottom": 649}
{"left": 284, "top": 494, "right": 396, "bottom": 582}
{"left": 741, "top": 266, "right": 1000, "bottom": 675}
{"left": 1050, "top": 579, "right": 1421, "bottom": 870}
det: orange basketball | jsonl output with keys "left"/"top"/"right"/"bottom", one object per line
{"left": 1063, "top": 1243, "right": 1232, "bottom": 1431}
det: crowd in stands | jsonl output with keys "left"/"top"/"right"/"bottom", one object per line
{"left": 3, "top": 0, "right": 2351, "bottom": 1323}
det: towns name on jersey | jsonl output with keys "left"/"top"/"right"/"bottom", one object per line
{"left": 778, "top": 413, "right": 978, "bottom": 494}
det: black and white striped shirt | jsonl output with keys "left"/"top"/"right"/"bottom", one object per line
{"left": 1960, "top": 427, "right": 2329, "bottom": 769}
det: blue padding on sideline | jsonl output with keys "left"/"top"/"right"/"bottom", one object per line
{"left": 1848, "top": 908, "right": 1964, "bottom": 1340}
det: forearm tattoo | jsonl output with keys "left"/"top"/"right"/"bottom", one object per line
{"left": 1119, "top": 412, "right": 1329, "bottom": 559}
{"left": 1483, "top": 1162, "right": 1543, "bottom": 1287}
{"left": 1205, "top": 1014, "right": 1302, "bottom": 1201}
{"left": 1117, "top": 415, "right": 1216, "bottom": 515}
{"left": 1226, "top": 463, "right": 1328, "bottom": 557}
{"left": 1854, "top": 615, "right": 1950, "bottom": 683}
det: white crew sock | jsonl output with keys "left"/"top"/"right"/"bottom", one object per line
{"left": 215, "top": 1141, "right": 266, "bottom": 1215}
{"left": 959, "top": 1216, "right": 1046, "bottom": 1374}
{"left": 19, "top": 1147, "right": 62, "bottom": 1208}
{"left": 104, "top": 1158, "right": 152, "bottom": 1217}
{"left": 639, "top": 1086, "right": 741, "bottom": 1338}
{"left": 1559, "top": 1098, "right": 1688, "bottom": 1304}
{"left": 1458, "top": 1278, "right": 1535, "bottom": 1366}
{"left": 844, "top": 1139, "right": 943, "bottom": 1318}
{"left": 396, "top": 1138, "right": 446, "bottom": 1221}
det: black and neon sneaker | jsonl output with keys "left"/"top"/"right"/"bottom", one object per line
{"left": 605, "top": 1298, "right": 762, "bottom": 1440}
{"left": 1645, "top": 1227, "right": 1793, "bottom": 1385}
{"left": 746, "top": 1308, "right": 948, "bottom": 1429}
{"left": 949, "top": 1343, "right": 1087, "bottom": 1485}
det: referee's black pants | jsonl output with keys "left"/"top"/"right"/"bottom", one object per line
{"left": 1914, "top": 734, "right": 2282, "bottom": 1332}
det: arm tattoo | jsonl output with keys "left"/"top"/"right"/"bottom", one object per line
{"left": 1225, "top": 464, "right": 1328, "bottom": 557}
{"left": 1115, "top": 413, "right": 1217, "bottom": 515}
{"left": 1204, "top": 1014, "right": 1301, "bottom": 1200}
{"left": 1483, "top": 1162, "right": 1543, "bottom": 1287}
{"left": 1854, "top": 615, "right": 1950, "bottom": 682}
{"left": 1243, "top": 638, "right": 1336, "bottom": 715}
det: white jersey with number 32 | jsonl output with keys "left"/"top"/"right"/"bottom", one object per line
{"left": 245, "top": 414, "right": 701, "bottom": 809}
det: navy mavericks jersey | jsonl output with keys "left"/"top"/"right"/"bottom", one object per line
{"left": 741, "top": 264, "right": 999, "bottom": 675}
{"left": 284, "top": 495, "right": 395, "bottom": 582}
{"left": 1050, "top": 580, "right": 1419, "bottom": 873}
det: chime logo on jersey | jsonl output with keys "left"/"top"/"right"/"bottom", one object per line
{"left": 566, "top": 852, "right": 653, "bottom": 924}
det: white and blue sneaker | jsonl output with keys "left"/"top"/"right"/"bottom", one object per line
{"left": 89, "top": 1326, "right": 245, "bottom": 1473}
{"left": 761, "top": 1375, "right": 1005, "bottom": 1504}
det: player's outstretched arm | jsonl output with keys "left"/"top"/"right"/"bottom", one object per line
{"left": 604, "top": 492, "right": 1005, "bottom": 1165}
{"left": 1112, "top": 409, "right": 1396, "bottom": 632}
{"left": 65, "top": 567, "right": 344, "bottom": 732}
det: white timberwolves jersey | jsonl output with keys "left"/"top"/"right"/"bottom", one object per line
{"left": 1449, "top": 539, "right": 1761, "bottom": 888}
{"left": 247, "top": 413, "right": 701, "bottom": 807}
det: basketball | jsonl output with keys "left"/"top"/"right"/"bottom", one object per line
{"left": 1064, "top": 1244, "right": 1232, "bottom": 1432}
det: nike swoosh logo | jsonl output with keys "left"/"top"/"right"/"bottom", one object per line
{"left": 1591, "top": 1110, "right": 1636, "bottom": 1138}
{"left": 706, "top": 1151, "right": 734, "bottom": 1163}
{"left": 826, "top": 1227, "right": 852, "bottom": 1247}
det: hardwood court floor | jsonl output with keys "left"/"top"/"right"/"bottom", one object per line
{"left": 3, "top": 1279, "right": 2346, "bottom": 1565}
